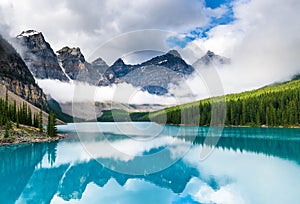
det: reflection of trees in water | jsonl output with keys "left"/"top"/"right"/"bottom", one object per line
{"left": 2, "top": 127, "right": 300, "bottom": 203}
{"left": 47, "top": 141, "right": 58, "bottom": 166}
{"left": 0, "top": 142, "right": 58, "bottom": 203}
{"left": 181, "top": 135, "right": 300, "bottom": 164}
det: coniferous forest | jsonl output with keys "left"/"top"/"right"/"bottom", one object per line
{"left": 0, "top": 90, "right": 57, "bottom": 137}
{"left": 149, "top": 79, "right": 300, "bottom": 127}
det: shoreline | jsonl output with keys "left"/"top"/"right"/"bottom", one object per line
{"left": 0, "top": 123, "right": 68, "bottom": 146}
{"left": 0, "top": 134, "right": 68, "bottom": 146}
{"left": 160, "top": 123, "right": 300, "bottom": 129}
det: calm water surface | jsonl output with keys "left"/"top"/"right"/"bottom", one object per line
{"left": 1, "top": 122, "right": 300, "bottom": 204}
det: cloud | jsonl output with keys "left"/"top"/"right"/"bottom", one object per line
{"left": 179, "top": 0, "right": 300, "bottom": 94}
{"left": 37, "top": 79, "right": 180, "bottom": 105}
{"left": 0, "top": 0, "right": 217, "bottom": 59}
{"left": 2, "top": 0, "right": 300, "bottom": 100}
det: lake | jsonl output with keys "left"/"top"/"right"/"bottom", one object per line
{"left": 1, "top": 122, "right": 300, "bottom": 204}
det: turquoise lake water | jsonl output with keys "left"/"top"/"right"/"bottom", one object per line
{"left": 1, "top": 122, "right": 300, "bottom": 204}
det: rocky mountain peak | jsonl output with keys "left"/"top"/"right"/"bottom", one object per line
{"left": 114, "top": 58, "right": 125, "bottom": 66}
{"left": 140, "top": 50, "right": 194, "bottom": 75}
{"left": 92, "top": 57, "right": 108, "bottom": 67}
{"left": 57, "top": 46, "right": 85, "bottom": 63}
{"left": 167, "top": 50, "right": 181, "bottom": 58}
{"left": 206, "top": 50, "right": 215, "bottom": 57}
{"left": 193, "top": 50, "right": 231, "bottom": 67}
{"left": 91, "top": 57, "right": 109, "bottom": 75}
{"left": 16, "top": 30, "right": 41, "bottom": 38}
{"left": 15, "top": 30, "right": 69, "bottom": 81}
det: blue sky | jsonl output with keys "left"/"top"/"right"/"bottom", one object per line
{"left": 167, "top": 0, "right": 236, "bottom": 48}
{"left": 204, "top": 0, "right": 235, "bottom": 9}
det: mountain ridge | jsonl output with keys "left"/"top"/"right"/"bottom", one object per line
{"left": 15, "top": 30, "right": 229, "bottom": 96}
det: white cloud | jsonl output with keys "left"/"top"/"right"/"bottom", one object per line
{"left": 181, "top": 0, "right": 300, "bottom": 94}
{"left": 1, "top": 0, "right": 300, "bottom": 100}
{"left": 0, "top": 0, "right": 216, "bottom": 59}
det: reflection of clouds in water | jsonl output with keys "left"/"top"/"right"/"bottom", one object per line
{"left": 51, "top": 124, "right": 300, "bottom": 203}
{"left": 40, "top": 142, "right": 92, "bottom": 169}
{"left": 40, "top": 135, "right": 190, "bottom": 167}
{"left": 183, "top": 146, "right": 300, "bottom": 204}
{"left": 180, "top": 177, "right": 244, "bottom": 204}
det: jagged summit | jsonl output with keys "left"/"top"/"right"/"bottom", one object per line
{"left": 91, "top": 57, "right": 109, "bottom": 74}
{"left": 15, "top": 30, "right": 232, "bottom": 96}
{"left": 193, "top": 50, "right": 231, "bottom": 67}
{"left": 16, "top": 31, "right": 69, "bottom": 81}
{"left": 167, "top": 50, "right": 181, "bottom": 58}
{"left": 92, "top": 57, "right": 108, "bottom": 67}
{"left": 57, "top": 46, "right": 85, "bottom": 63}
{"left": 113, "top": 58, "right": 126, "bottom": 65}
{"left": 206, "top": 50, "right": 215, "bottom": 57}
{"left": 16, "top": 30, "right": 41, "bottom": 38}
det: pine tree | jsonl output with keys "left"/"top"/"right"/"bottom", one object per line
{"left": 47, "top": 112, "right": 57, "bottom": 137}
{"left": 16, "top": 113, "right": 19, "bottom": 128}
{"left": 4, "top": 121, "right": 11, "bottom": 138}
{"left": 39, "top": 109, "right": 43, "bottom": 132}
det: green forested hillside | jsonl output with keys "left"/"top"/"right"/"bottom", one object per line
{"left": 149, "top": 79, "right": 300, "bottom": 127}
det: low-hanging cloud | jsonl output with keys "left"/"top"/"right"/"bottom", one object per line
{"left": 37, "top": 79, "right": 180, "bottom": 105}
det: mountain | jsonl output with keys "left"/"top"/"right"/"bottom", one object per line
{"left": 16, "top": 30, "right": 69, "bottom": 81}
{"left": 193, "top": 50, "right": 230, "bottom": 67}
{"left": 15, "top": 30, "right": 232, "bottom": 96}
{"left": 105, "top": 50, "right": 194, "bottom": 94}
{"left": 0, "top": 34, "right": 48, "bottom": 110}
{"left": 57, "top": 46, "right": 109, "bottom": 85}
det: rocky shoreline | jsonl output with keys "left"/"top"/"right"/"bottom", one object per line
{"left": 0, "top": 123, "right": 68, "bottom": 146}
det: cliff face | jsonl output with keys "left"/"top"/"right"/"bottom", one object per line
{"left": 57, "top": 46, "right": 109, "bottom": 85}
{"left": 4, "top": 78, "right": 48, "bottom": 110}
{"left": 16, "top": 30, "right": 69, "bottom": 81}
{"left": 0, "top": 34, "right": 48, "bottom": 110}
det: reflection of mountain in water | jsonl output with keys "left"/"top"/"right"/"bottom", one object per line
{"left": 57, "top": 159, "right": 200, "bottom": 201}
{"left": 0, "top": 139, "right": 220, "bottom": 203}
{"left": 1, "top": 126, "right": 300, "bottom": 203}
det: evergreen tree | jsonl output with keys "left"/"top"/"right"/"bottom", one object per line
{"left": 39, "top": 109, "right": 43, "bottom": 132}
{"left": 4, "top": 121, "right": 11, "bottom": 138}
{"left": 47, "top": 112, "right": 57, "bottom": 137}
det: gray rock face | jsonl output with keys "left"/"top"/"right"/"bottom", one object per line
{"left": 193, "top": 50, "right": 231, "bottom": 67}
{"left": 0, "top": 34, "right": 49, "bottom": 110}
{"left": 57, "top": 46, "right": 86, "bottom": 80}
{"left": 14, "top": 30, "right": 231, "bottom": 96}
{"left": 16, "top": 30, "right": 69, "bottom": 81}
{"left": 104, "top": 51, "right": 194, "bottom": 94}
{"left": 57, "top": 46, "right": 109, "bottom": 85}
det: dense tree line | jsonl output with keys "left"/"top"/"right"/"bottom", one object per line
{"left": 0, "top": 90, "right": 57, "bottom": 137}
{"left": 150, "top": 80, "right": 300, "bottom": 127}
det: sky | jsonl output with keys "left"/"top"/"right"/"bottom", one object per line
{"left": 1, "top": 0, "right": 300, "bottom": 103}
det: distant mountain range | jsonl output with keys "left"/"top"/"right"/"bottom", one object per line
{"left": 16, "top": 30, "right": 230, "bottom": 95}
